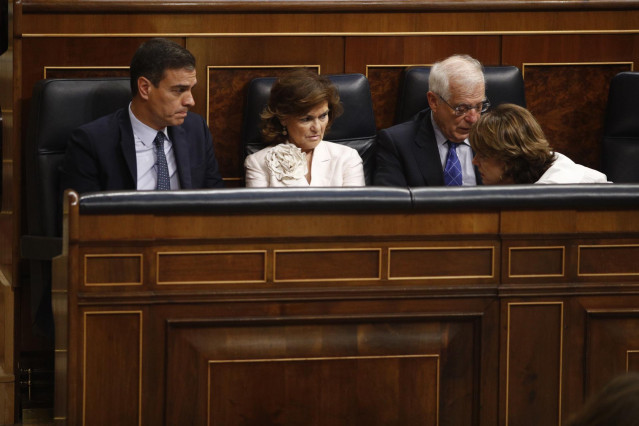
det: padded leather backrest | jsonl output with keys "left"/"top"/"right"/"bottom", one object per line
{"left": 601, "top": 72, "right": 639, "bottom": 183}
{"left": 25, "top": 78, "right": 131, "bottom": 238}
{"left": 241, "top": 73, "right": 377, "bottom": 185}
{"left": 395, "top": 65, "right": 527, "bottom": 124}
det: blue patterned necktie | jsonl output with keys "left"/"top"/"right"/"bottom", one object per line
{"left": 154, "top": 131, "right": 171, "bottom": 190}
{"left": 443, "top": 141, "right": 463, "bottom": 186}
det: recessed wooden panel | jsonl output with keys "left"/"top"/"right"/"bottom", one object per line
{"left": 274, "top": 249, "right": 381, "bottom": 282}
{"left": 166, "top": 315, "right": 479, "bottom": 425}
{"left": 366, "top": 66, "right": 405, "bottom": 130}
{"left": 506, "top": 302, "right": 563, "bottom": 426}
{"left": 627, "top": 350, "right": 639, "bottom": 372}
{"left": 84, "top": 254, "right": 142, "bottom": 286}
{"left": 157, "top": 251, "right": 266, "bottom": 284}
{"left": 586, "top": 310, "right": 639, "bottom": 396}
{"left": 208, "top": 355, "right": 438, "bottom": 426}
{"left": 578, "top": 245, "right": 639, "bottom": 276}
{"left": 389, "top": 247, "right": 494, "bottom": 280}
{"left": 522, "top": 62, "right": 632, "bottom": 170}
{"left": 83, "top": 311, "right": 141, "bottom": 426}
{"left": 508, "top": 246, "right": 564, "bottom": 278}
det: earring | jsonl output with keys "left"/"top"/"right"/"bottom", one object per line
{"left": 282, "top": 127, "right": 288, "bottom": 136}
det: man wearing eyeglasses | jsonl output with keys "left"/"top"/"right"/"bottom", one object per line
{"left": 374, "top": 54, "right": 488, "bottom": 186}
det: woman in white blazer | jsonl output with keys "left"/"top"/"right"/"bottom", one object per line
{"left": 469, "top": 103, "right": 609, "bottom": 185}
{"left": 244, "top": 69, "right": 365, "bottom": 187}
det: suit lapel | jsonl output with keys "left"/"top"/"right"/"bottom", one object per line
{"left": 169, "top": 125, "right": 192, "bottom": 188}
{"left": 310, "top": 141, "right": 330, "bottom": 186}
{"left": 119, "top": 110, "right": 138, "bottom": 187}
{"left": 412, "top": 111, "right": 445, "bottom": 186}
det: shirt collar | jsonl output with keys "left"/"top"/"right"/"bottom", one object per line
{"left": 128, "top": 103, "right": 169, "bottom": 147}
{"left": 430, "top": 112, "right": 470, "bottom": 148}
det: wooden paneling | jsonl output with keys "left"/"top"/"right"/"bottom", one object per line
{"left": 55, "top": 195, "right": 639, "bottom": 424}
{"left": 84, "top": 254, "right": 143, "bottom": 286}
{"left": 389, "top": 246, "right": 494, "bottom": 281}
{"left": 578, "top": 245, "right": 639, "bottom": 277}
{"left": 83, "top": 311, "right": 142, "bottom": 426}
{"left": 508, "top": 246, "right": 565, "bottom": 278}
{"left": 504, "top": 302, "right": 564, "bottom": 425}
{"left": 157, "top": 250, "right": 266, "bottom": 284}
{"left": 586, "top": 309, "right": 639, "bottom": 395}
{"left": 274, "top": 249, "right": 380, "bottom": 282}
{"left": 166, "top": 315, "right": 479, "bottom": 425}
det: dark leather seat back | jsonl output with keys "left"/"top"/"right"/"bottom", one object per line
{"left": 241, "top": 73, "right": 377, "bottom": 185}
{"left": 25, "top": 78, "right": 131, "bottom": 239}
{"left": 601, "top": 71, "right": 639, "bottom": 183}
{"left": 23, "top": 77, "right": 131, "bottom": 337}
{"left": 395, "top": 65, "right": 527, "bottom": 124}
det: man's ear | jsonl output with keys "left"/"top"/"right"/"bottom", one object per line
{"left": 137, "top": 76, "right": 152, "bottom": 100}
{"left": 427, "top": 91, "right": 438, "bottom": 111}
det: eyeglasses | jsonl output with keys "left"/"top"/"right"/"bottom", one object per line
{"left": 437, "top": 94, "right": 490, "bottom": 116}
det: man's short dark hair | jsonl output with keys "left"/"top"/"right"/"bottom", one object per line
{"left": 129, "top": 38, "right": 196, "bottom": 96}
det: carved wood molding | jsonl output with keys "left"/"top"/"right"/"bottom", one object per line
{"left": 20, "top": 0, "right": 639, "bottom": 14}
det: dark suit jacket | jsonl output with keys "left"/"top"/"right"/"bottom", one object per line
{"left": 374, "top": 108, "right": 481, "bottom": 186}
{"left": 60, "top": 108, "right": 224, "bottom": 194}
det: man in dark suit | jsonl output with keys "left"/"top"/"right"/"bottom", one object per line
{"left": 60, "top": 38, "right": 224, "bottom": 194}
{"left": 374, "top": 54, "right": 489, "bottom": 187}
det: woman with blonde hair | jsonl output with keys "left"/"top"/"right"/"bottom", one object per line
{"left": 469, "top": 103, "right": 609, "bottom": 184}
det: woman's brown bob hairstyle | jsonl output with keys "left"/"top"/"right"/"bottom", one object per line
{"left": 260, "top": 68, "right": 343, "bottom": 145}
{"left": 469, "top": 103, "right": 555, "bottom": 184}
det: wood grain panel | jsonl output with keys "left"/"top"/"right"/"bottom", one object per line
{"left": 166, "top": 315, "right": 479, "bottom": 425}
{"left": 522, "top": 63, "right": 631, "bottom": 170}
{"left": 43, "top": 66, "right": 129, "bottom": 79}
{"left": 502, "top": 34, "right": 638, "bottom": 170}
{"left": 157, "top": 251, "right": 266, "bottom": 284}
{"left": 20, "top": 11, "right": 639, "bottom": 35}
{"left": 586, "top": 310, "right": 639, "bottom": 396}
{"left": 207, "top": 66, "right": 319, "bottom": 180}
{"left": 508, "top": 247, "right": 565, "bottom": 278}
{"left": 83, "top": 311, "right": 141, "bottom": 426}
{"left": 274, "top": 249, "right": 381, "bottom": 281}
{"left": 208, "top": 355, "right": 438, "bottom": 426}
{"left": 366, "top": 66, "right": 405, "bottom": 130}
{"left": 389, "top": 247, "right": 494, "bottom": 280}
{"left": 578, "top": 245, "right": 639, "bottom": 276}
{"left": 84, "top": 254, "right": 142, "bottom": 286}
{"left": 505, "top": 302, "right": 563, "bottom": 426}
{"left": 345, "top": 36, "right": 501, "bottom": 130}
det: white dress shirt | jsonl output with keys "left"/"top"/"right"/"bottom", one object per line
{"left": 129, "top": 104, "right": 180, "bottom": 190}
{"left": 431, "top": 115, "right": 476, "bottom": 186}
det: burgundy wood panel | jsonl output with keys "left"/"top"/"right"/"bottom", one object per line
{"left": 502, "top": 34, "right": 639, "bottom": 170}
{"left": 366, "top": 66, "right": 404, "bottom": 130}
{"left": 345, "top": 36, "right": 501, "bottom": 130}
{"left": 84, "top": 254, "right": 142, "bottom": 286}
{"left": 508, "top": 246, "right": 565, "bottom": 278}
{"left": 274, "top": 249, "right": 380, "bottom": 281}
{"left": 586, "top": 310, "right": 639, "bottom": 396}
{"left": 578, "top": 245, "right": 639, "bottom": 276}
{"left": 83, "top": 312, "right": 141, "bottom": 425}
{"left": 389, "top": 247, "right": 494, "bottom": 280}
{"left": 157, "top": 251, "right": 266, "bottom": 284}
{"left": 504, "top": 302, "right": 563, "bottom": 425}
{"left": 166, "top": 315, "right": 479, "bottom": 425}
{"left": 523, "top": 63, "right": 631, "bottom": 170}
